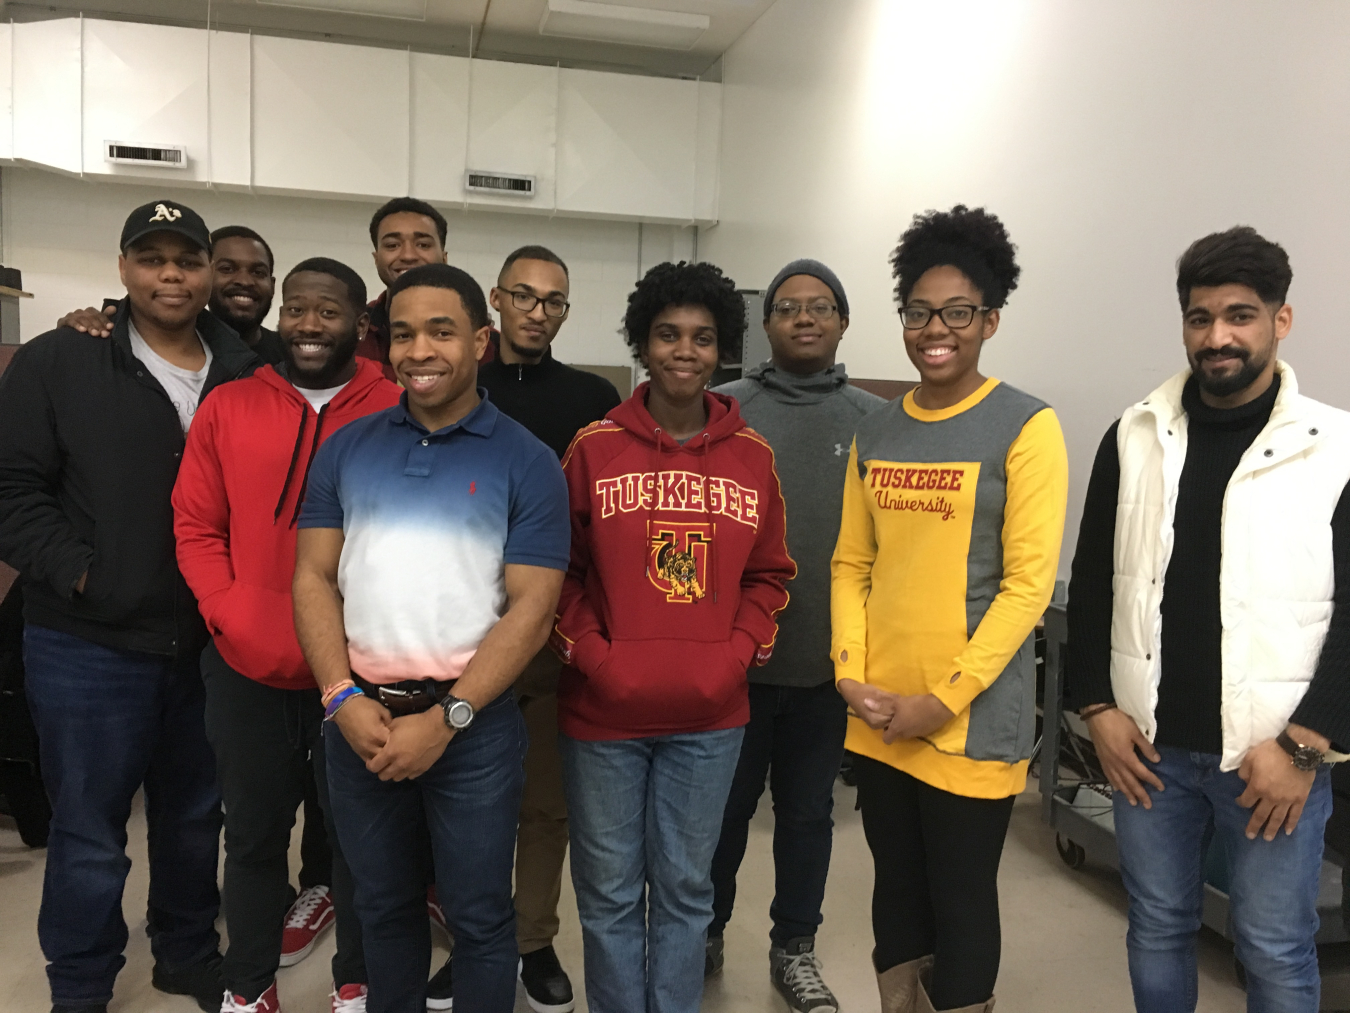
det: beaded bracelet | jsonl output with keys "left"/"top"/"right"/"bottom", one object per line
{"left": 324, "top": 686, "right": 364, "bottom": 722}
{"left": 321, "top": 679, "right": 355, "bottom": 709}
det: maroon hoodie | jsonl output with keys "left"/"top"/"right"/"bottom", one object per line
{"left": 173, "top": 358, "right": 402, "bottom": 689}
{"left": 551, "top": 383, "right": 796, "bottom": 739}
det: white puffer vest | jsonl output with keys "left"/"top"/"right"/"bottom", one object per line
{"left": 1111, "top": 361, "right": 1350, "bottom": 770}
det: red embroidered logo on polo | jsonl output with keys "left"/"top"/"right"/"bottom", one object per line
{"left": 593, "top": 470, "right": 760, "bottom": 528}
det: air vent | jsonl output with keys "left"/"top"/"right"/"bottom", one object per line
{"left": 540, "top": 0, "right": 709, "bottom": 51}
{"left": 105, "top": 142, "right": 187, "bottom": 169}
{"left": 466, "top": 172, "right": 535, "bottom": 198}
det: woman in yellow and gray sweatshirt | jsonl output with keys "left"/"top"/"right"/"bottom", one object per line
{"left": 832, "top": 206, "right": 1068, "bottom": 1013}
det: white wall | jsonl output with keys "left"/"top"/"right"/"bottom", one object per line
{"left": 700, "top": 0, "right": 1350, "bottom": 574}
{"left": 1, "top": 168, "right": 696, "bottom": 366}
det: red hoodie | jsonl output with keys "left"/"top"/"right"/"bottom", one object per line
{"left": 173, "top": 358, "right": 402, "bottom": 690}
{"left": 550, "top": 383, "right": 796, "bottom": 740}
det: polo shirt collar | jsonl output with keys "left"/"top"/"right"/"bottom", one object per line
{"left": 393, "top": 387, "right": 498, "bottom": 438}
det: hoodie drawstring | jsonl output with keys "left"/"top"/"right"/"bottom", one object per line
{"left": 288, "top": 403, "right": 330, "bottom": 528}
{"left": 273, "top": 403, "right": 310, "bottom": 524}
{"left": 646, "top": 428, "right": 663, "bottom": 580}
{"left": 700, "top": 432, "right": 716, "bottom": 604}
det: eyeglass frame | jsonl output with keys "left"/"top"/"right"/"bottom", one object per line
{"left": 769, "top": 298, "right": 839, "bottom": 321}
{"left": 898, "top": 303, "right": 991, "bottom": 330}
{"left": 506, "top": 288, "right": 571, "bottom": 319}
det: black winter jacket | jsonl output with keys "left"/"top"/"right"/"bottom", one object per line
{"left": 0, "top": 300, "right": 259, "bottom": 657}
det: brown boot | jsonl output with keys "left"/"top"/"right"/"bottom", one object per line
{"left": 917, "top": 977, "right": 996, "bottom": 1013}
{"left": 876, "top": 955, "right": 933, "bottom": 1013}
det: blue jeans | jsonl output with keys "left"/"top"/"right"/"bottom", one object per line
{"left": 23, "top": 625, "right": 223, "bottom": 1007}
{"left": 560, "top": 727, "right": 744, "bottom": 1013}
{"left": 324, "top": 691, "right": 525, "bottom": 1013}
{"left": 710, "top": 680, "right": 848, "bottom": 943}
{"left": 1113, "top": 746, "right": 1331, "bottom": 1013}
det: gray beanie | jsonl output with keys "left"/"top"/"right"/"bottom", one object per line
{"left": 763, "top": 258, "right": 849, "bottom": 320}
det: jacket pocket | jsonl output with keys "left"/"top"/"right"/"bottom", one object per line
{"left": 212, "top": 581, "right": 308, "bottom": 682}
{"left": 590, "top": 638, "right": 745, "bottom": 727}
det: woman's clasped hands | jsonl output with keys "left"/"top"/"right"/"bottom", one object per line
{"left": 837, "top": 678, "right": 956, "bottom": 745}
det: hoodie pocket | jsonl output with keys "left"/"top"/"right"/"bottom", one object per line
{"left": 211, "top": 581, "right": 308, "bottom": 682}
{"left": 590, "top": 638, "right": 746, "bottom": 728}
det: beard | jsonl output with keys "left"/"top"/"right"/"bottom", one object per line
{"left": 210, "top": 290, "right": 273, "bottom": 338}
{"left": 1191, "top": 343, "right": 1272, "bottom": 399}
{"left": 285, "top": 331, "right": 361, "bottom": 388}
{"left": 506, "top": 337, "right": 547, "bottom": 360}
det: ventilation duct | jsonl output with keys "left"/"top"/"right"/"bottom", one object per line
{"left": 539, "top": 0, "right": 709, "bottom": 51}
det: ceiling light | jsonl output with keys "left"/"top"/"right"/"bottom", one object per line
{"left": 539, "top": 0, "right": 709, "bottom": 51}
{"left": 256, "top": 0, "right": 427, "bottom": 20}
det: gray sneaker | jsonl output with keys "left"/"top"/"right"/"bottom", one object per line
{"left": 705, "top": 934, "right": 724, "bottom": 977}
{"left": 770, "top": 937, "right": 839, "bottom": 1013}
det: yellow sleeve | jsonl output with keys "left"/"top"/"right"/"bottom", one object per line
{"left": 931, "top": 408, "right": 1069, "bottom": 715}
{"left": 831, "top": 437, "right": 875, "bottom": 684}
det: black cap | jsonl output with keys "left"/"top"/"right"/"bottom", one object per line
{"left": 120, "top": 200, "right": 211, "bottom": 253}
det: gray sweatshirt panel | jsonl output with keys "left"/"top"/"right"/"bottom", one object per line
{"left": 714, "top": 364, "right": 885, "bottom": 687}
{"left": 852, "top": 382, "right": 1048, "bottom": 763}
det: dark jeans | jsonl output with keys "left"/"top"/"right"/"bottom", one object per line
{"left": 201, "top": 645, "right": 364, "bottom": 1000}
{"left": 23, "top": 624, "right": 223, "bottom": 1007}
{"left": 326, "top": 690, "right": 525, "bottom": 1013}
{"left": 710, "top": 679, "right": 848, "bottom": 944}
{"left": 854, "top": 754, "right": 1015, "bottom": 1010}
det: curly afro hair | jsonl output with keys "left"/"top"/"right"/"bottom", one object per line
{"left": 622, "top": 261, "right": 746, "bottom": 364}
{"left": 890, "top": 205, "right": 1021, "bottom": 310}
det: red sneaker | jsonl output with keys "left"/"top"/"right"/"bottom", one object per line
{"left": 280, "top": 885, "right": 335, "bottom": 967}
{"left": 330, "top": 982, "right": 368, "bottom": 1012}
{"left": 427, "top": 885, "right": 450, "bottom": 943}
{"left": 221, "top": 980, "right": 281, "bottom": 1012}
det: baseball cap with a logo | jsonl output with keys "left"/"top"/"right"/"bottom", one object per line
{"left": 119, "top": 200, "right": 212, "bottom": 254}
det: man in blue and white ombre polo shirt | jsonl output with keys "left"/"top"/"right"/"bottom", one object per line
{"left": 293, "top": 263, "right": 570, "bottom": 1013}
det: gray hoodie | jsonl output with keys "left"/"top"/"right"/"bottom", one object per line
{"left": 713, "top": 361, "right": 885, "bottom": 687}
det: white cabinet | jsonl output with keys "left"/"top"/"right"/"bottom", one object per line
{"left": 409, "top": 51, "right": 471, "bottom": 205}
{"left": 13, "top": 20, "right": 81, "bottom": 174}
{"left": 465, "top": 59, "right": 558, "bottom": 212}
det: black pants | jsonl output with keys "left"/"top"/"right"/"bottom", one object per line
{"left": 201, "top": 645, "right": 365, "bottom": 999}
{"left": 854, "top": 754, "right": 1014, "bottom": 1009}
{"left": 298, "top": 766, "right": 332, "bottom": 892}
{"left": 709, "top": 680, "right": 848, "bottom": 943}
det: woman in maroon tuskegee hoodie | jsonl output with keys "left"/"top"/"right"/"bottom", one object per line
{"left": 550, "top": 261, "right": 795, "bottom": 1013}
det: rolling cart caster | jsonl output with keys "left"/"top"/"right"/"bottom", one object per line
{"left": 1056, "top": 834, "right": 1086, "bottom": 869}
{"left": 1233, "top": 955, "right": 1247, "bottom": 991}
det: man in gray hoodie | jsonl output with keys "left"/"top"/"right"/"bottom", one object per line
{"left": 708, "top": 260, "right": 884, "bottom": 1013}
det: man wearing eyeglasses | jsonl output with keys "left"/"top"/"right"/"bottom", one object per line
{"left": 709, "top": 259, "right": 883, "bottom": 1013}
{"left": 471, "top": 244, "right": 620, "bottom": 1013}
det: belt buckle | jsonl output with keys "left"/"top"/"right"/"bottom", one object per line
{"left": 376, "top": 685, "right": 422, "bottom": 708}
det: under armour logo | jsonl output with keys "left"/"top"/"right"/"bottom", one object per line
{"left": 149, "top": 204, "right": 182, "bottom": 223}
{"left": 833, "top": 444, "right": 846, "bottom": 456}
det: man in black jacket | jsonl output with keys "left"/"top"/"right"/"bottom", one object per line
{"left": 0, "top": 199, "right": 259, "bottom": 1013}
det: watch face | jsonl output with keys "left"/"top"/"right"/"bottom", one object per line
{"left": 446, "top": 699, "right": 473, "bottom": 729}
{"left": 1294, "top": 746, "right": 1323, "bottom": 771}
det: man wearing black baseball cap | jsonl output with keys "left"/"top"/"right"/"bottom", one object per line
{"left": 0, "top": 198, "right": 259, "bottom": 1013}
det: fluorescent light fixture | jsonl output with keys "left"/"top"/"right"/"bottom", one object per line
{"left": 540, "top": 0, "right": 709, "bottom": 51}
{"left": 256, "top": 0, "right": 427, "bottom": 19}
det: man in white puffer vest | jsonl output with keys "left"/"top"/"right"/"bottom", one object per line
{"left": 1066, "top": 226, "right": 1350, "bottom": 1013}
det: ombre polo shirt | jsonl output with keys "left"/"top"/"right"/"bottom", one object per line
{"left": 299, "top": 390, "right": 569, "bottom": 684}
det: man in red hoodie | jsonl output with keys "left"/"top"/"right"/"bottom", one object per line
{"left": 549, "top": 261, "right": 796, "bottom": 1013}
{"left": 173, "top": 258, "right": 402, "bottom": 1013}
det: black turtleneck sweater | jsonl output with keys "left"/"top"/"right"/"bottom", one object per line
{"left": 478, "top": 346, "right": 621, "bottom": 460}
{"left": 1067, "top": 374, "right": 1350, "bottom": 753}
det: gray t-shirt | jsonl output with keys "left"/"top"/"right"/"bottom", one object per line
{"left": 129, "top": 321, "right": 212, "bottom": 433}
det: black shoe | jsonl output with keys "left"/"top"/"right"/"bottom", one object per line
{"left": 52, "top": 1005, "right": 107, "bottom": 1013}
{"left": 426, "top": 954, "right": 453, "bottom": 1011}
{"left": 151, "top": 951, "right": 225, "bottom": 1013}
{"left": 518, "top": 945, "right": 575, "bottom": 1013}
{"left": 770, "top": 937, "right": 838, "bottom": 1013}
{"left": 705, "top": 934, "right": 724, "bottom": 977}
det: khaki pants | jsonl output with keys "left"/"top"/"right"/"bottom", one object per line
{"left": 513, "top": 648, "right": 569, "bottom": 954}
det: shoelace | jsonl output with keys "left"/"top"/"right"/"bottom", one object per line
{"left": 780, "top": 949, "right": 836, "bottom": 1003}
{"left": 222, "top": 990, "right": 272, "bottom": 1013}
{"left": 285, "top": 886, "right": 329, "bottom": 929}
{"left": 331, "top": 984, "right": 368, "bottom": 1012}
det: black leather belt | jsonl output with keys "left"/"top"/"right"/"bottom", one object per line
{"left": 352, "top": 673, "right": 453, "bottom": 716}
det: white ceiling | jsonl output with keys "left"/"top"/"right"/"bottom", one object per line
{"left": 4, "top": 0, "right": 777, "bottom": 77}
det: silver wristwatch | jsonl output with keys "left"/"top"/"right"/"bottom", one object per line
{"left": 442, "top": 694, "right": 475, "bottom": 732}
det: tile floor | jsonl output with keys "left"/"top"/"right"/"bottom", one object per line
{"left": 0, "top": 783, "right": 1275, "bottom": 1013}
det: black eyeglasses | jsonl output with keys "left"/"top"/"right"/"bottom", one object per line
{"left": 508, "top": 290, "right": 570, "bottom": 319}
{"left": 770, "top": 299, "right": 837, "bottom": 321}
{"left": 899, "top": 304, "right": 989, "bottom": 329}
